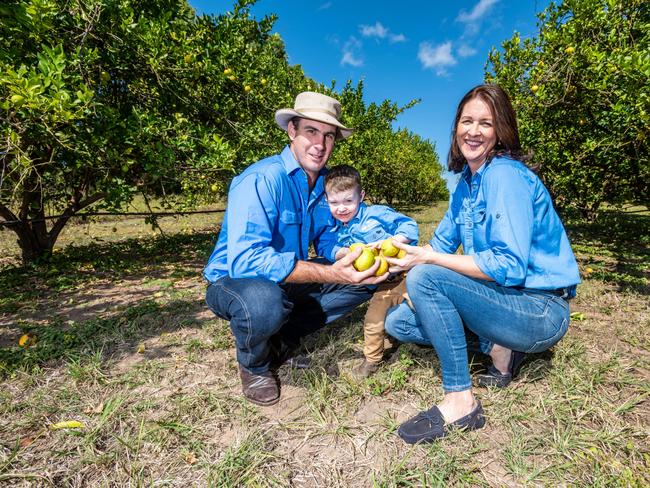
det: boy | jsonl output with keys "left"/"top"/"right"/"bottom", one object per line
{"left": 325, "top": 164, "right": 419, "bottom": 378}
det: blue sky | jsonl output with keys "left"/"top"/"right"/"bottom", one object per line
{"left": 190, "top": 0, "right": 549, "bottom": 188}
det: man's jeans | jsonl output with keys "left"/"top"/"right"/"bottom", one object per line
{"left": 385, "top": 264, "right": 570, "bottom": 392}
{"left": 206, "top": 276, "right": 374, "bottom": 374}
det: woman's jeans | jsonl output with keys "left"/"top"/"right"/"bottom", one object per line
{"left": 385, "top": 264, "right": 570, "bottom": 393}
{"left": 206, "top": 276, "right": 374, "bottom": 374}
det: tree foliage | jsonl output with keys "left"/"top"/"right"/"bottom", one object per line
{"left": 333, "top": 81, "right": 448, "bottom": 206}
{"left": 486, "top": 0, "right": 649, "bottom": 219}
{"left": 1, "top": 0, "right": 446, "bottom": 263}
{"left": 0, "top": 0, "right": 312, "bottom": 261}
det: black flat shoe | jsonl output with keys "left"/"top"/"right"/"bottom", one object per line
{"left": 397, "top": 400, "right": 486, "bottom": 444}
{"left": 476, "top": 350, "right": 526, "bottom": 388}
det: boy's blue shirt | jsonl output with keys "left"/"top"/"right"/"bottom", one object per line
{"left": 431, "top": 156, "right": 581, "bottom": 293}
{"left": 328, "top": 202, "right": 419, "bottom": 262}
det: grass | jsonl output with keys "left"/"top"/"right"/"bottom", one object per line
{"left": 0, "top": 202, "right": 648, "bottom": 486}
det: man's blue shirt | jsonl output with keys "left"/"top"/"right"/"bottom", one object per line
{"left": 203, "top": 146, "right": 337, "bottom": 284}
{"left": 431, "top": 157, "right": 580, "bottom": 292}
{"left": 327, "top": 203, "right": 419, "bottom": 261}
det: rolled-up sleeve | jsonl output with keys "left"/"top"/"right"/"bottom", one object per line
{"left": 227, "top": 173, "right": 297, "bottom": 283}
{"left": 391, "top": 211, "right": 419, "bottom": 244}
{"left": 472, "top": 166, "right": 533, "bottom": 286}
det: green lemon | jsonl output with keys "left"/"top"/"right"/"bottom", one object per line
{"left": 375, "top": 255, "right": 388, "bottom": 276}
{"left": 380, "top": 239, "right": 399, "bottom": 257}
{"left": 354, "top": 248, "right": 376, "bottom": 271}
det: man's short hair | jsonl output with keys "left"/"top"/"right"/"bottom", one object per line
{"left": 325, "top": 164, "right": 362, "bottom": 194}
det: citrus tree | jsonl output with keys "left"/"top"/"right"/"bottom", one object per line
{"left": 333, "top": 81, "right": 448, "bottom": 206}
{"left": 486, "top": 0, "right": 649, "bottom": 219}
{"left": 0, "top": 0, "right": 313, "bottom": 262}
{"left": 1, "top": 0, "right": 446, "bottom": 263}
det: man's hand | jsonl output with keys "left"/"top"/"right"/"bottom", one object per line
{"left": 332, "top": 246, "right": 390, "bottom": 285}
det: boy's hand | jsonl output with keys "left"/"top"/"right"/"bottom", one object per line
{"left": 364, "top": 239, "right": 383, "bottom": 251}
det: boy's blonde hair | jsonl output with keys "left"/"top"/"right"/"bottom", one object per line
{"left": 325, "top": 164, "right": 362, "bottom": 194}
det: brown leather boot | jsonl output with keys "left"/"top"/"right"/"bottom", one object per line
{"left": 239, "top": 367, "right": 280, "bottom": 406}
{"left": 350, "top": 359, "right": 382, "bottom": 379}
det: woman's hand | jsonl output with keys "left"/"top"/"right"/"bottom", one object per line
{"left": 385, "top": 241, "right": 433, "bottom": 273}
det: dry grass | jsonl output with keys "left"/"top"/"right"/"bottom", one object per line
{"left": 0, "top": 202, "right": 648, "bottom": 486}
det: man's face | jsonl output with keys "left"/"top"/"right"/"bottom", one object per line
{"left": 326, "top": 187, "right": 364, "bottom": 224}
{"left": 288, "top": 118, "right": 337, "bottom": 181}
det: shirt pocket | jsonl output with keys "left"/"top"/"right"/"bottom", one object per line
{"left": 280, "top": 210, "right": 302, "bottom": 225}
{"left": 359, "top": 220, "right": 386, "bottom": 242}
{"left": 454, "top": 205, "right": 487, "bottom": 251}
{"left": 454, "top": 205, "right": 486, "bottom": 226}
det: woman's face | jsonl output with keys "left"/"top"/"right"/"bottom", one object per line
{"left": 456, "top": 97, "right": 497, "bottom": 172}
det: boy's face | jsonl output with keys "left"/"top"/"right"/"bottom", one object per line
{"left": 326, "top": 187, "right": 364, "bottom": 224}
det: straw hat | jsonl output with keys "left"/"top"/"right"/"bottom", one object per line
{"left": 275, "top": 91, "right": 353, "bottom": 139}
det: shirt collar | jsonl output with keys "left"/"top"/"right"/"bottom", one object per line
{"left": 462, "top": 159, "right": 491, "bottom": 184}
{"left": 280, "top": 146, "right": 301, "bottom": 174}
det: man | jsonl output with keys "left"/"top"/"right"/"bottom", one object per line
{"left": 204, "top": 91, "right": 386, "bottom": 406}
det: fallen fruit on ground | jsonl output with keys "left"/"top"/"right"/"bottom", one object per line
{"left": 50, "top": 420, "right": 85, "bottom": 430}
{"left": 18, "top": 333, "right": 36, "bottom": 347}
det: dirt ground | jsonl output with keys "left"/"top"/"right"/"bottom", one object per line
{"left": 1, "top": 209, "right": 648, "bottom": 486}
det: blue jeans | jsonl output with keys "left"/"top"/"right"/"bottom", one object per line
{"left": 206, "top": 276, "right": 374, "bottom": 374}
{"left": 385, "top": 264, "right": 570, "bottom": 392}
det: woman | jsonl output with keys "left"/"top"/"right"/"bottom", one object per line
{"left": 384, "top": 84, "right": 580, "bottom": 444}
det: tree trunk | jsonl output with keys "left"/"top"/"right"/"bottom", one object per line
{"left": 1, "top": 191, "right": 106, "bottom": 264}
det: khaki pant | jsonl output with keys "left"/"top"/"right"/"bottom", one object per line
{"left": 363, "top": 275, "right": 409, "bottom": 363}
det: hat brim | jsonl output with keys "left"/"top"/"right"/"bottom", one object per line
{"left": 275, "top": 109, "right": 353, "bottom": 140}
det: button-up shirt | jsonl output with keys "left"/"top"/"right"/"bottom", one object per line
{"left": 431, "top": 157, "right": 580, "bottom": 292}
{"left": 327, "top": 203, "right": 419, "bottom": 261}
{"left": 203, "top": 146, "right": 337, "bottom": 284}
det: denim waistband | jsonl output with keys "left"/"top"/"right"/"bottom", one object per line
{"left": 518, "top": 287, "right": 571, "bottom": 300}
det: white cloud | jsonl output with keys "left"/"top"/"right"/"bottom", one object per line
{"left": 361, "top": 21, "right": 388, "bottom": 38}
{"left": 359, "top": 21, "right": 406, "bottom": 43}
{"left": 457, "top": 0, "right": 499, "bottom": 35}
{"left": 341, "top": 37, "right": 363, "bottom": 67}
{"left": 318, "top": 2, "right": 332, "bottom": 10}
{"left": 457, "top": 0, "right": 499, "bottom": 23}
{"left": 418, "top": 41, "right": 456, "bottom": 75}
{"left": 457, "top": 44, "right": 477, "bottom": 58}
